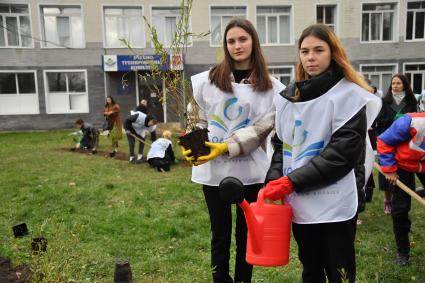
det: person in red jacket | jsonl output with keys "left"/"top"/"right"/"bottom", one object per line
{"left": 377, "top": 112, "right": 425, "bottom": 266}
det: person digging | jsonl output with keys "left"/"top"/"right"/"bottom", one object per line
{"left": 124, "top": 111, "right": 157, "bottom": 164}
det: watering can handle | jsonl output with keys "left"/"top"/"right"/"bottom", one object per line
{"left": 258, "top": 188, "right": 287, "bottom": 206}
{"left": 257, "top": 189, "right": 265, "bottom": 208}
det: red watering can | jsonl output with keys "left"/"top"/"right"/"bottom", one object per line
{"left": 219, "top": 177, "right": 292, "bottom": 267}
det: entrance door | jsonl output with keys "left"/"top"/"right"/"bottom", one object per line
{"left": 138, "top": 75, "right": 164, "bottom": 122}
{"left": 107, "top": 72, "right": 138, "bottom": 120}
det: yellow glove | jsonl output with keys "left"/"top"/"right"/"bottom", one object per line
{"left": 177, "top": 139, "right": 195, "bottom": 163}
{"left": 193, "top": 142, "right": 228, "bottom": 166}
{"left": 180, "top": 146, "right": 195, "bottom": 163}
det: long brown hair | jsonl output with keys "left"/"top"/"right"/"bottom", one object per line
{"left": 296, "top": 24, "right": 372, "bottom": 92}
{"left": 209, "top": 18, "right": 272, "bottom": 93}
{"left": 104, "top": 95, "right": 116, "bottom": 108}
{"left": 383, "top": 74, "right": 417, "bottom": 106}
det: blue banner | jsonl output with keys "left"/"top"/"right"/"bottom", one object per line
{"left": 103, "top": 54, "right": 170, "bottom": 72}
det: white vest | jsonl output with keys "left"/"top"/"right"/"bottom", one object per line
{"left": 131, "top": 111, "right": 156, "bottom": 138}
{"left": 275, "top": 79, "right": 381, "bottom": 224}
{"left": 191, "top": 70, "right": 285, "bottom": 186}
{"left": 147, "top": 138, "right": 172, "bottom": 160}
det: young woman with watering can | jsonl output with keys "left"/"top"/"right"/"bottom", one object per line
{"left": 181, "top": 18, "right": 285, "bottom": 283}
{"left": 263, "top": 24, "right": 381, "bottom": 283}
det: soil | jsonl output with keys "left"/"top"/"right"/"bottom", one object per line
{"left": 63, "top": 148, "right": 129, "bottom": 161}
{"left": 0, "top": 257, "right": 33, "bottom": 283}
{"left": 62, "top": 148, "right": 191, "bottom": 168}
{"left": 178, "top": 128, "right": 210, "bottom": 160}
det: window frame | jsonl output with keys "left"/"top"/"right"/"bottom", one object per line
{"left": 255, "top": 5, "right": 294, "bottom": 46}
{"left": 0, "top": 70, "right": 39, "bottom": 115}
{"left": 268, "top": 65, "right": 295, "bottom": 86}
{"left": 404, "top": 0, "right": 425, "bottom": 42}
{"left": 101, "top": 4, "right": 146, "bottom": 49}
{"left": 359, "top": 63, "right": 398, "bottom": 91}
{"left": 37, "top": 3, "right": 86, "bottom": 49}
{"left": 150, "top": 4, "right": 193, "bottom": 48}
{"left": 0, "top": 2, "right": 34, "bottom": 48}
{"left": 403, "top": 62, "right": 425, "bottom": 94}
{"left": 209, "top": 4, "right": 248, "bottom": 47}
{"left": 43, "top": 69, "right": 89, "bottom": 114}
{"left": 360, "top": 1, "right": 399, "bottom": 43}
{"left": 315, "top": 3, "right": 339, "bottom": 35}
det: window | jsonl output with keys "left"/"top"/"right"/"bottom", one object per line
{"left": 103, "top": 6, "right": 145, "bottom": 48}
{"left": 360, "top": 64, "right": 397, "bottom": 91}
{"left": 404, "top": 63, "right": 425, "bottom": 93}
{"left": 361, "top": 3, "right": 397, "bottom": 42}
{"left": 0, "top": 3, "right": 32, "bottom": 47}
{"left": 40, "top": 5, "right": 84, "bottom": 48}
{"left": 210, "top": 6, "right": 247, "bottom": 46}
{"left": 406, "top": 1, "right": 425, "bottom": 40}
{"left": 257, "top": 6, "right": 292, "bottom": 45}
{"left": 316, "top": 5, "right": 337, "bottom": 31}
{"left": 0, "top": 71, "right": 38, "bottom": 114}
{"left": 151, "top": 6, "right": 190, "bottom": 47}
{"left": 44, "top": 70, "right": 88, "bottom": 113}
{"left": 269, "top": 66, "right": 294, "bottom": 86}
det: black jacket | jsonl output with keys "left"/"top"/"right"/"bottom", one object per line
{"left": 265, "top": 65, "right": 367, "bottom": 212}
{"left": 375, "top": 94, "right": 417, "bottom": 136}
{"left": 80, "top": 123, "right": 98, "bottom": 149}
{"left": 135, "top": 105, "right": 148, "bottom": 114}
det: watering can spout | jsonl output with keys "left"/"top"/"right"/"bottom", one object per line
{"left": 240, "top": 199, "right": 263, "bottom": 254}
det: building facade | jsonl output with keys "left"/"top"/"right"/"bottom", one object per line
{"left": 0, "top": 0, "right": 424, "bottom": 130}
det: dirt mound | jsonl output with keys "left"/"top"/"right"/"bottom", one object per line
{"left": 63, "top": 148, "right": 129, "bottom": 161}
{"left": 0, "top": 257, "right": 33, "bottom": 283}
{"left": 61, "top": 148, "right": 191, "bottom": 168}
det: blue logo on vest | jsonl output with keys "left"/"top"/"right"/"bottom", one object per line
{"left": 282, "top": 119, "right": 325, "bottom": 175}
{"left": 210, "top": 97, "right": 251, "bottom": 141}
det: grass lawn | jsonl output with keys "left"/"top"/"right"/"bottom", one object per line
{"left": 0, "top": 130, "right": 424, "bottom": 282}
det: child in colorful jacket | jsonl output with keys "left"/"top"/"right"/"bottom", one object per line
{"left": 377, "top": 112, "right": 425, "bottom": 266}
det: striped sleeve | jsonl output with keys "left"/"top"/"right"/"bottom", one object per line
{"left": 225, "top": 110, "right": 275, "bottom": 158}
{"left": 377, "top": 114, "right": 412, "bottom": 173}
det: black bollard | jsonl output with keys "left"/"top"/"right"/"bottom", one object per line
{"left": 31, "top": 237, "right": 48, "bottom": 254}
{"left": 12, "top": 223, "right": 29, "bottom": 238}
{"left": 114, "top": 259, "right": 133, "bottom": 283}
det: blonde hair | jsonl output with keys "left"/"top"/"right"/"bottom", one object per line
{"left": 296, "top": 24, "right": 372, "bottom": 92}
{"left": 162, "top": 130, "right": 172, "bottom": 139}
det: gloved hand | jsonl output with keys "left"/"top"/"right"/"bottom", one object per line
{"left": 263, "top": 176, "right": 293, "bottom": 201}
{"left": 177, "top": 140, "right": 195, "bottom": 163}
{"left": 193, "top": 142, "right": 228, "bottom": 166}
{"left": 180, "top": 146, "right": 195, "bottom": 163}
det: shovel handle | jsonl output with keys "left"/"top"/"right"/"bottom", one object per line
{"left": 374, "top": 162, "right": 425, "bottom": 207}
{"left": 128, "top": 132, "right": 151, "bottom": 148}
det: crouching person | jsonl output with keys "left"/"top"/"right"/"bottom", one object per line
{"left": 147, "top": 130, "right": 175, "bottom": 172}
{"left": 124, "top": 111, "right": 157, "bottom": 164}
{"left": 73, "top": 118, "right": 98, "bottom": 153}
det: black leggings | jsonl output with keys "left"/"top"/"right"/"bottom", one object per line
{"left": 391, "top": 169, "right": 425, "bottom": 254}
{"left": 203, "top": 183, "right": 262, "bottom": 283}
{"left": 148, "top": 157, "right": 170, "bottom": 171}
{"left": 292, "top": 216, "right": 358, "bottom": 283}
